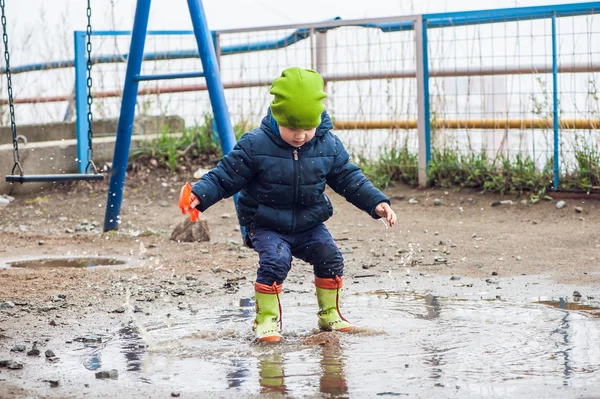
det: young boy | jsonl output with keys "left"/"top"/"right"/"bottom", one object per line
{"left": 188, "top": 67, "right": 396, "bottom": 342}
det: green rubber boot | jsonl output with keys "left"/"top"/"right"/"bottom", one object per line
{"left": 315, "top": 276, "right": 354, "bottom": 332}
{"left": 253, "top": 283, "right": 282, "bottom": 342}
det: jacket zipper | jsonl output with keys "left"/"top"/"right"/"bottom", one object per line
{"left": 292, "top": 148, "right": 299, "bottom": 232}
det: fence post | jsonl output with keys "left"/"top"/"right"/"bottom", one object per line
{"left": 415, "top": 16, "right": 431, "bottom": 187}
{"left": 316, "top": 30, "right": 328, "bottom": 92}
{"left": 551, "top": 12, "right": 560, "bottom": 189}
{"left": 74, "top": 31, "right": 89, "bottom": 174}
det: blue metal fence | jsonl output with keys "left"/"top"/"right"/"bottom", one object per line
{"left": 4, "top": 2, "right": 600, "bottom": 190}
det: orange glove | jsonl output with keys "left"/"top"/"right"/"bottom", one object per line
{"left": 178, "top": 182, "right": 199, "bottom": 222}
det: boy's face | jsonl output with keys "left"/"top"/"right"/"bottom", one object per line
{"left": 279, "top": 126, "right": 317, "bottom": 148}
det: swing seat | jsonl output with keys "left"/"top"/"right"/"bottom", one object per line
{"left": 6, "top": 173, "right": 104, "bottom": 183}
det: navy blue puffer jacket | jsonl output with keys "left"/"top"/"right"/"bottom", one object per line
{"left": 192, "top": 109, "right": 389, "bottom": 234}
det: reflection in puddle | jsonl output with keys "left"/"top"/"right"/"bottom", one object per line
{"left": 62, "top": 293, "right": 600, "bottom": 396}
{"left": 8, "top": 257, "right": 125, "bottom": 269}
{"left": 535, "top": 298, "right": 600, "bottom": 318}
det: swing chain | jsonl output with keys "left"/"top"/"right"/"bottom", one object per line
{"left": 0, "top": 0, "right": 22, "bottom": 176}
{"left": 85, "top": 0, "right": 97, "bottom": 174}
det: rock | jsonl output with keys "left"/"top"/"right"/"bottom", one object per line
{"left": 0, "top": 197, "right": 10, "bottom": 207}
{"left": 160, "top": 201, "right": 169, "bottom": 207}
{"left": 51, "top": 296, "right": 64, "bottom": 302}
{"left": 408, "top": 198, "right": 418, "bottom": 205}
{"left": 172, "top": 393, "right": 181, "bottom": 398}
{"left": 170, "top": 218, "right": 210, "bottom": 243}
{"left": 0, "top": 360, "right": 8, "bottom": 367}
{"left": 74, "top": 335, "right": 103, "bottom": 343}
{"left": 27, "top": 348, "right": 40, "bottom": 356}
{"left": 11, "top": 345, "right": 26, "bottom": 352}
{"left": 450, "top": 275, "right": 461, "bottom": 281}
{"left": 110, "top": 306, "right": 126, "bottom": 314}
{"left": 49, "top": 320, "right": 57, "bottom": 326}
{"left": 45, "top": 350, "right": 56, "bottom": 358}
{"left": 95, "top": 369, "right": 118, "bottom": 379}
{"left": 574, "top": 207, "right": 583, "bottom": 213}
{"left": 7, "top": 360, "right": 23, "bottom": 369}
{"left": 39, "top": 306, "right": 58, "bottom": 312}
{"left": 74, "top": 224, "right": 85, "bottom": 232}
{"left": 573, "top": 291, "right": 582, "bottom": 301}
{"left": 516, "top": 256, "right": 522, "bottom": 261}
{"left": 38, "top": 240, "right": 45, "bottom": 245}
{"left": 391, "top": 194, "right": 405, "bottom": 201}
{"left": 58, "top": 216, "right": 68, "bottom": 222}
{"left": 556, "top": 200, "right": 567, "bottom": 209}
{"left": 491, "top": 201, "right": 502, "bottom": 207}
{"left": 485, "top": 278, "right": 500, "bottom": 284}
{"left": 220, "top": 213, "right": 232, "bottom": 219}
{"left": 0, "top": 301, "right": 15, "bottom": 309}
{"left": 65, "top": 228, "right": 75, "bottom": 234}
{"left": 133, "top": 305, "right": 143, "bottom": 313}
{"left": 44, "top": 379, "right": 60, "bottom": 387}
{"left": 193, "top": 167, "right": 212, "bottom": 179}
{"left": 433, "top": 198, "right": 442, "bottom": 206}
{"left": 491, "top": 271, "right": 498, "bottom": 276}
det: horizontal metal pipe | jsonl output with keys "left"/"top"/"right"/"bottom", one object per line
{"left": 334, "top": 119, "right": 600, "bottom": 130}
{"left": 6, "top": 62, "right": 599, "bottom": 105}
{"left": 134, "top": 71, "right": 205, "bottom": 81}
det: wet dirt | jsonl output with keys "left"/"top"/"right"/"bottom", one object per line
{"left": 1, "top": 174, "right": 599, "bottom": 398}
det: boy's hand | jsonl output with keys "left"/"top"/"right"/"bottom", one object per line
{"left": 374, "top": 202, "right": 396, "bottom": 227}
{"left": 190, "top": 193, "right": 200, "bottom": 209}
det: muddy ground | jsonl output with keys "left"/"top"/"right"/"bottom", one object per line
{"left": 0, "top": 171, "right": 599, "bottom": 398}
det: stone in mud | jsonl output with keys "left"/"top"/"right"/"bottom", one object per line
{"left": 44, "top": 379, "right": 60, "bottom": 387}
{"left": 95, "top": 369, "right": 118, "bottom": 379}
{"left": 45, "top": 350, "right": 56, "bottom": 358}
{"left": 303, "top": 331, "right": 341, "bottom": 346}
{"left": 0, "top": 301, "right": 15, "bottom": 310}
{"left": 408, "top": 198, "right": 418, "bottom": 205}
{"left": 11, "top": 345, "right": 26, "bottom": 352}
{"left": 450, "top": 275, "right": 461, "bottom": 281}
{"left": 7, "top": 360, "right": 23, "bottom": 369}
{"left": 74, "top": 335, "right": 103, "bottom": 343}
{"left": 110, "top": 306, "right": 126, "bottom": 314}
{"left": 434, "top": 198, "right": 442, "bottom": 206}
{"left": 574, "top": 207, "right": 583, "bottom": 213}
{"left": 171, "top": 393, "right": 181, "bottom": 398}
{"left": 556, "top": 200, "right": 567, "bottom": 209}
{"left": 170, "top": 217, "right": 210, "bottom": 243}
{"left": 27, "top": 348, "right": 40, "bottom": 356}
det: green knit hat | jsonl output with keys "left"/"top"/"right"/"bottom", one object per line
{"left": 269, "top": 67, "right": 327, "bottom": 129}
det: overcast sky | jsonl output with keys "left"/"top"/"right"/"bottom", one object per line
{"left": 4, "top": 0, "right": 583, "bottom": 64}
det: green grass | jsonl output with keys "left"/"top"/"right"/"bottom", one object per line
{"left": 131, "top": 115, "right": 251, "bottom": 172}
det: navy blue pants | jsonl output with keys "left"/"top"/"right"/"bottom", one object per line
{"left": 247, "top": 224, "right": 344, "bottom": 286}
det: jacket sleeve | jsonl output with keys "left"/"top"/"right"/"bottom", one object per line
{"left": 191, "top": 133, "right": 254, "bottom": 212}
{"left": 326, "top": 136, "right": 390, "bottom": 219}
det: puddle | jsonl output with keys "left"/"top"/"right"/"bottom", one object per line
{"left": 6, "top": 257, "right": 125, "bottom": 269}
{"left": 535, "top": 298, "right": 600, "bottom": 318}
{"left": 53, "top": 292, "right": 600, "bottom": 397}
